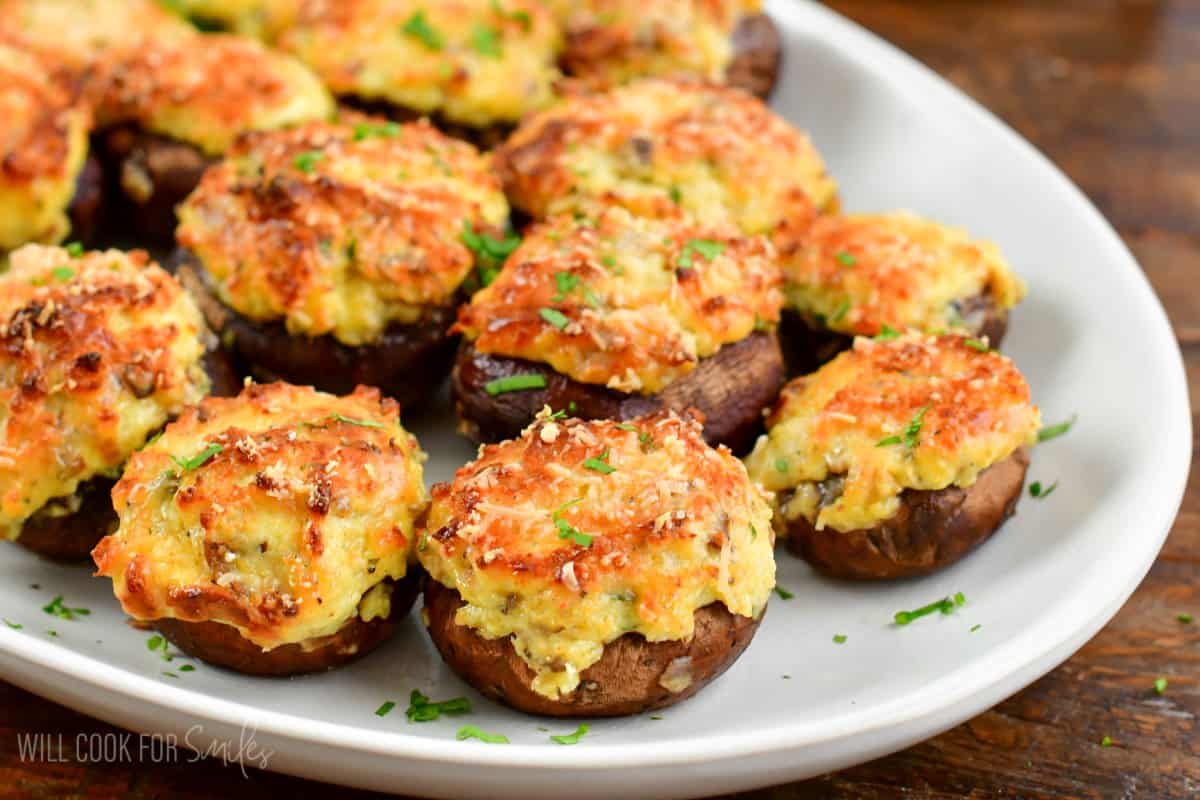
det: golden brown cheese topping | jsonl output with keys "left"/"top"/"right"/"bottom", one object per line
{"left": 419, "top": 409, "right": 775, "bottom": 698}
{"left": 0, "top": 42, "right": 91, "bottom": 251}
{"left": 277, "top": 0, "right": 561, "bottom": 128}
{"left": 495, "top": 78, "right": 837, "bottom": 235}
{"left": 0, "top": 245, "right": 210, "bottom": 540}
{"left": 91, "top": 33, "right": 333, "bottom": 155}
{"left": 745, "top": 333, "right": 1040, "bottom": 533}
{"left": 548, "top": 0, "right": 760, "bottom": 88}
{"left": 777, "top": 212, "right": 1027, "bottom": 337}
{"left": 455, "top": 207, "right": 782, "bottom": 394}
{"left": 177, "top": 116, "right": 510, "bottom": 345}
{"left": 93, "top": 383, "right": 428, "bottom": 649}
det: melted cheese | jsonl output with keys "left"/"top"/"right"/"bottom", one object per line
{"left": 277, "top": 0, "right": 561, "bottom": 128}
{"left": 0, "top": 42, "right": 90, "bottom": 251}
{"left": 0, "top": 245, "right": 210, "bottom": 540}
{"left": 420, "top": 410, "right": 775, "bottom": 699}
{"left": 92, "top": 33, "right": 332, "bottom": 156}
{"left": 496, "top": 78, "right": 836, "bottom": 235}
{"left": 745, "top": 333, "right": 1040, "bottom": 533}
{"left": 93, "top": 383, "right": 428, "bottom": 650}
{"left": 455, "top": 207, "right": 782, "bottom": 394}
{"left": 178, "top": 116, "right": 509, "bottom": 345}
{"left": 777, "top": 212, "right": 1027, "bottom": 336}
{"left": 548, "top": 0, "right": 760, "bottom": 88}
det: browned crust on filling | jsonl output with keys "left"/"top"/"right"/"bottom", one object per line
{"left": 423, "top": 579, "right": 763, "bottom": 717}
{"left": 784, "top": 448, "right": 1031, "bottom": 580}
{"left": 176, "top": 257, "right": 456, "bottom": 410}
{"left": 728, "top": 14, "right": 782, "bottom": 99}
{"left": 780, "top": 292, "right": 1011, "bottom": 376}
{"left": 156, "top": 573, "right": 421, "bottom": 676}
{"left": 451, "top": 331, "right": 784, "bottom": 453}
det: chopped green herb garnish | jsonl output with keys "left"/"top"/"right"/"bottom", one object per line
{"left": 834, "top": 251, "right": 856, "bottom": 267}
{"left": 583, "top": 448, "right": 615, "bottom": 475}
{"left": 485, "top": 374, "right": 546, "bottom": 396}
{"left": 42, "top": 596, "right": 89, "bottom": 621}
{"left": 550, "top": 724, "right": 589, "bottom": 745}
{"left": 375, "top": 701, "right": 397, "bottom": 717}
{"left": 353, "top": 121, "right": 400, "bottom": 141}
{"left": 46, "top": 630, "right": 58, "bottom": 637}
{"left": 668, "top": 185, "right": 682, "bottom": 205}
{"left": 4, "top": 620, "right": 22, "bottom": 630}
{"left": 677, "top": 239, "right": 726, "bottom": 268}
{"left": 963, "top": 338, "right": 990, "bottom": 352}
{"left": 1154, "top": 677, "right": 1168, "bottom": 695}
{"left": 293, "top": 150, "right": 324, "bottom": 173}
{"left": 877, "top": 405, "right": 930, "bottom": 449}
{"left": 490, "top": 0, "right": 531, "bottom": 30}
{"left": 553, "top": 271, "right": 579, "bottom": 301}
{"left": 1038, "top": 415, "right": 1077, "bottom": 443}
{"left": 775, "top": 458, "right": 789, "bottom": 473}
{"left": 329, "top": 413, "right": 386, "bottom": 429}
{"left": 876, "top": 435, "right": 903, "bottom": 447}
{"left": 830, "top": 301, "right": 851, "bottom": 323}
{"left": 774, "top": 586, "right": 794, "bottom": 600}
{"left": 1100, "top": 736, "right": 1113, "bottom": 747}
{"left": 970, "top": 624, "right": 982, "bottom": 633}
{"left": 172, "top": 443, "right": 223, "bottom": 471}
{"left": 650, "top": 715, "right": 663, "bottom": 720}
{"left": 553, "top": 505, "right": 593, "bottom": 548}
{"left": 52, "top": 266, "right": 75, "bottom": 282}
{"left": 1178, "top": 613, "right": 1194, "bottom": 624}
{"left": 456, "top": 725, "right": 508, "bottom": 744}
{"left": 406, "top": 689, "right": 472, "bottom": 722}
{"left": 893, "top": 592, "right": 965, "bottom": 625}
{"left": 539, "top": 307, "right": 570, "bottom": 330}
{"left": 146, "top": 634, "right": 175, "bottom": 662}
{"left": 462, "top": 221, "right": 520, "bottom": 284}
{"left": 875, "top": 324, "right": 901, "bottom": 341}
{"left": 749, "top": 523, "right": 758, "bottom": 541}
{"left": 1029, "top": 480, "right": 1058, "bottom": 499}
{"left": 64, "top": 242, "right": 84, "bottom": 258}
{"left": 178, "top": 664, "right": 195, "bottom": 672}
{"left": 162, "top": 671, "right": 178, "bottom": 678}
{"left": 547, "top": 409, "right": 568, "bottom": 420}
{"left": 470, "top": 24, "right": 502, "bottom": 57}
{"left": 401, "top": 10, "right": 443, "bottom": 49}
{"left": 832, "top": 634, "right": 847, "bottom": 644}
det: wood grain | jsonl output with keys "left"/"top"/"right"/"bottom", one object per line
{"left": 1, "top": 1, "right": 1197, "bottom": 797}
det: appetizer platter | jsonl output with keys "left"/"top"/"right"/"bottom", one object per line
{"left": 0, "top": 1, "right": 1189, "bottom": 798}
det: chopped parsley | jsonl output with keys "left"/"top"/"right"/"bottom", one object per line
{"left": 749, "top": 524, "right": 758, "bottom": 541}
{"left": 539, "top": 307, "right": 570, "bottom": 330}
{"left": 406, "top": 690, "right": 472, "bottom": 722}
{"left": 64, "top": 242, "right": 84, "bottom": 258}
{"left": 775, "top": 458, "right": 789, "bottom": 473}
{"left": 830, "top": 301, "right": 851, "bottom": 323}
{"left": 4, "top": 620, "right": 22, "bottom": 630}
{"left": 490, "top": 0, "right": 531, "bottom": 30}
{"left": 668, "top": 185, "right": 683, "bottom": 205}
{"left": 550, "top": 724, "right": 589, "bottom": 745}
{"left": 375, "top": 701, "right": 397, "bottom": 717}
{"left": 162, "top": 671, "right": 179, "bottom": 679}
{"left": 52, "top": 266, "right": 75, "bottom": 282}
{"left": 832, "top": 634, "right": 847, "bottom": 644}
{"left": 178, "top": 664, "right": 195, "bottom": 672}
{"left": 677, "top": 239, "right": 726, "bottom": 268}
{"left": 470, "top": 24, "right": 502, "bottom": 57}
{"left": 893, "top": 592, "right": 965, "bottom": 625}
{"left": 485, "top": 374, "right": 546, "bottom": 396}
{"left": 1178, "top": 613, "right": 1194, "bottom": 624}
{"left": 774, "top": 586, "right": 794, "bottom": 600}
{"left": 328, "top": 413, "right": 386, "bottom": 429}
{"left": 875, "top": 324, "right": 901, "bottom": 341}
{"left": 553, "top": 502, "right": 592, "bottom": 548}
{"left": 172, "top": 443, "right": 223, "bottom": 471}
{"left": 1154, "top": 677, "right": 1168, "bottom": 695}
{"left": 462, "top": 221, "right": 520, "bottom": 286}
{"left": 970, "top": 624, "right": 982, "bottom": 633}
{"left": 963, "top": 338, "right": 990, "bottom": 352}
{"left": 293, "top": 150, "right": 324, "bottom": 173}
{"left": 834, "top": 251, "right": 856, "bottom": 267}
{"left": 456, "top": 725, "right": 508, "bottom": 744}
{"left": 1029, "top": 480, "right": 1058, "bottom": 499}
{"left": 1037, "top": 415, "right": 1077, "bottom": 443}
{"left": 401, "top": 10, "right": 443, "bottom": 50}
{"left": 146, "top": 634, "right": 178, "bottom": 663}
{"left": 615, "top": 422, "right": 654, "bottom": 449}
{"left": 877, "top": 405, "right": 930, "bottom": 450}
{"left": 353, "top": 121, "right": 400, "bottom": 141}
{"left": 1100, "top": 736, "right": 1113, "bottom": 747}
{"left": 552, "top": 271, "right": 579, "bottom": 301}
{"left": 42, "top": 596, "right": 89, "bottom": 621}
{"left": 583, "top": 448, "right": 615, "bottom": 475}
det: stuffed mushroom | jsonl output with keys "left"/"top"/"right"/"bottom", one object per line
{"left": 275, "top": 0, "right": 561, "bottom": 146}
{"left": 175, "top": 115, "right": 511, "bottom": 407}
{"left": 0, "top": 244, "right": 231, "bottom": 560}
{"left": 547, "top": 0, "right": 781, "bottom": 98}
{"left": 745, "top": 332, "right": 1040, "bottom": 580}
{"left": 451, "top": 206, "right": 785, "bottom": 451}
{"left": 775, "top": 212, "right": 1027, "bottom": 373}
{"left": 92, "top": 382, "right": 429, "bottom": 675}
{"left": 419, "top": 409, "right": 775, "bottom": 716}
{"left": 495, "top": 78, "right": 836, "bottom": 237}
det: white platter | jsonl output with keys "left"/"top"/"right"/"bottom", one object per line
{"left": 0, "top": 2, "right": 1190, "bottom": 797}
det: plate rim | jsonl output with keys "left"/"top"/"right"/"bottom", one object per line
{"left": 0, "top": 0, "right": 1190, "bottom": 776}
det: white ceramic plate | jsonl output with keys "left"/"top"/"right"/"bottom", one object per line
{"left": 0, "top": 2, "right": 1189, "bottom": 797}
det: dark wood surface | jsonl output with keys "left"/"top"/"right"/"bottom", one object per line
{"left": 3, "top": 1, "right": 1198, "bottom": 797}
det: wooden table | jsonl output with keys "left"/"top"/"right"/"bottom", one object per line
{"left": 3, "top": 1, "right": 1197, "bottom": 797}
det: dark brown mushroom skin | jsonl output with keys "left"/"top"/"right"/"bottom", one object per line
{"left": 92, "top": 126, "right": 213, "bottom": 249}
{"left": 451, "top": 331, "right": 785, "bottom": 453}
{"left": 784, "top": 447, "right": 1031, "bottom": 580}
{"left": 780, "top": 292, "right": 1011, "bottom": 376}
{"left": 156, "top": 573, "right": 421, "bottom": 676}
{"left": 65, "top": 153, "right": 105, "bottom": 246}
{"left": 175, "top": 255, "right": 458, "bottom": 410}
{"left": 13, "top": 346, "right": 237, "bottom": 560}
{"left": 728, "top": 13, "right": 782, "bottom": 100}
{"left": 342, "top": 97, "right": 513, "bottom": 151}
{"left": 423, "top": 578, "right": 764, "bottom": 717}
